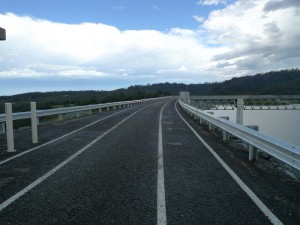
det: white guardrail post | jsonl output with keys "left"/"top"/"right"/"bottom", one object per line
{"left": 5, "top": 103, "right": 16, "bottom": 152}
{"left": 30, "top": 102, "right": 38, "bottom": 144}
{"left": 1, "top": 96, "right": 169, "bottom": 152}
{"left": 247, "top": 125, "right": 259, "bottom": 162}
{"left": 236, "top": 97, "right": 244, "bottom": 125}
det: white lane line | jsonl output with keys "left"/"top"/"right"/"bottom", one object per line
{"left": 175, "top": 101, "right": 283, "bottom": 225}
{"left": 157, "top": 100, "right": 173, "bottom": 225}
{"left": 0, "top": 104, "right": 152, "bottom": 212}
{"left": 0, "top": 106, "right": 138, "bottom": 166}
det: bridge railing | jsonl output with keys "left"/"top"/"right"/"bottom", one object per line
{"left": 179, "top": 99, "right": 300, "bottom": 172}
{"left": 0, "top": 97, "right": 166, "bottom": 152}
{"left": 0, "top": 99, "right": 154, "bottom": 123}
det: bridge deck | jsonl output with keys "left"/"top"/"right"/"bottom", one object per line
{"left": 0, "top": 98, "right": 299, "bottom": 224}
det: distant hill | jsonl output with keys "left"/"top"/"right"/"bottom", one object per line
{"left": 130, "top": 69, "right": 300, "bottom": 95}
{"left": 0, "top": 69, "right": 299, "bottom": 113}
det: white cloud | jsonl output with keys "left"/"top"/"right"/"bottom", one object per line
{"left": 113, "top": 5, "right": 125, "bottom": 10}
{"left": 197, "top": 0, "right": 228, "bottom": 6}
{"left": 0, "top": 13, "right": 220, "bottom": 82}
{"left": 0, "top": 0, "right": 299, "bottom": 93}
{"left": 263, "top": 0, "right": 300, "bottom": 12}
{"left": 153, "top": 5, "right": 160, "bottom": 11}
{"left": 193, "top": 15, "right": 205, "bottom": 23}
{"left": 201, "top": 0, "right": 300, "bottom": 75}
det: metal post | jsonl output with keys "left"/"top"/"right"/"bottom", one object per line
{"left": 0, "top": 27, "right": 6, "bottom": 40}
{"left": 58, "top": 114, "right": 63, "bottom": 121}
{"left": 99, "top": 108, "right": 102, "bottom": 113}
{"left": 199, "top": 118, "right": 203, "bottom": 125}
{"left": 223, "top": 131, "right": 229, "bottom": 142}
{"left": 236, "top": 98, "right": 244, "bottom": 125}
{"left": 1, "top": 123, "right": 5, "bottom": 133}
{"left": 221, "top": 116, "right": 230, "bottom": 141}
{"left": 5, "top": 103, "right": 16, "bottom": 152}
{"left": 209, "top": 122, "right": 213, "bottom": 131}
{"left": 30, "top": 102, "right": 38, "bottom": 143}
{"left": 76, "top": 112, "right": 80, "bottom": 118}
{"left": 89, "top": 110, "right": 92, "bottom": 115}
{"left": 247, "top": 125, "right": 259, "bottom": 162}
{"left": 107, "top": 106, "right": 109, "bottom": 111}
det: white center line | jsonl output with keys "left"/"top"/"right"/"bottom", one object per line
{"left": 0, "top": 104, "right": 151, "bottom": 212}
{"left": 157, "top": 100, "right": 172, "bottom": 225}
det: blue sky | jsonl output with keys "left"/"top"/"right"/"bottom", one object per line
{"left": 0, "top": 0, "right": 219, "bottom": 30}
{"left": 0, "top": 0, "right": 300, "bottom": 95}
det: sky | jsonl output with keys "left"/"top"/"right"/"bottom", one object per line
{"left": 0, "top": 0, "right": 300, "bottom": 95}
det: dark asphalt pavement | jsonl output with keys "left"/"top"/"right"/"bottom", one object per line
{"left": 0, "top": 98, "right": 298, "bottom": 224}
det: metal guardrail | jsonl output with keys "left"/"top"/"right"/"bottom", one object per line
{"left": 179, "top": 99, "right": 300, "bottom": 171}
{"left": 1, "top": 97, "right": 168, "bottom": 151}
{"left": 0, "top": 99, "right": 157, "bottom": 123}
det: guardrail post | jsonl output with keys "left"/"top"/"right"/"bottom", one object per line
{"left": 199, "top": 118, "right": 203, "bottom": 125}
{"left": 99, "top": 108, "right": 102, "bottom": 113}
{"left": 220, "top": 116, "right": 230, "bottom": 142}
{"left": 1, "top": 123, "right": 5, "bottom": 133}
{"left": 76, "top": 112, "right": 80, "bottom": 118}
{"left": 30, "top": 102, "right": 38, "bottom": 144}
{"left": 247, "top": 125, "right": 259, "bottom": 162}
{"left": 89, "top": 110, "right": 92, "bottom": 115}
{"left": 207, "top": 112, "right": 214, "bottom": 130}
{"left": 107, "top": 106, "right": 109, "bottom": 111}
{"left": 236, "top": 98, "right": 244, "bottom": 125}
{"left": 223, "top": 131, "right": 229, "bottom": 142}
{"left": 5, "top": 103, "right": 16, "bottom": 152}
{"left": 58, "top": 114, "right": 63, "bottom": 121}
{"left": 209, "top": 122, "right": 213, "bottom": 131}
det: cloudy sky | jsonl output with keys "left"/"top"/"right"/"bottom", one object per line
{"left": 0, "top": 0, "right": 299, "bottom": 95}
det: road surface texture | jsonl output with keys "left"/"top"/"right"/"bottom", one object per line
{"left": 0, "top": 98, "right": 299, "bottom": 224}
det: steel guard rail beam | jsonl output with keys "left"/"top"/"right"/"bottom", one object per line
{"left": 0, "top": 98, "right": 163, "bottom": 123}
{"left": 179, "top": 100, "right": 300, "bottom": 171}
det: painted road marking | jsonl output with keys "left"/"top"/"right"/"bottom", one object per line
{"left": 157, "top": 100, "right": 173, "bottom": 225}
{"left": 0, "top": 104, "right": 152, "bottom": 212}
{"left": 175, "top": 101, "right": 283, "bottom": 225}
{"left": 0, "top": 106, "right": 139, "bottom": 166}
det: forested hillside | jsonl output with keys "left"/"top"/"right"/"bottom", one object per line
{"left": 0, "top": 69, "right": 299, "bottom": 113}
{"left": 135, "top": 69, "right": 300, "bottom": 95}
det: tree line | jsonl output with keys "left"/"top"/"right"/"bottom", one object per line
{"left": 0, "top": 69, "right": 299, "bottom": 113}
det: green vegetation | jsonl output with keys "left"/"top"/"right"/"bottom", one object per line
{"left": 137, "top": 69, "right": 300, "bottom": 95}
{"left": 0, "top": 69, "right": 299, "bottom": 113}
{"left": 0, "top": 89, "right": 170, "bottom": 113}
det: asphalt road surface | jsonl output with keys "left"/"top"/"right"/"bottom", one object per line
{"left": 0, "top": 98, "right": 298, "bottom": 224}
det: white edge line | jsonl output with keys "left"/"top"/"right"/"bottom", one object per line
{"left": 0, "top": 105, "right": 140, "bottom": 166}
{"left": 0, "top": 104, "right": 152, "bottom": 211}
{"left": 175, "top": 101, "right": 283, "bottom": 225}
{"left": 157, "top": 99, "right": 173, "bottom": 225}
